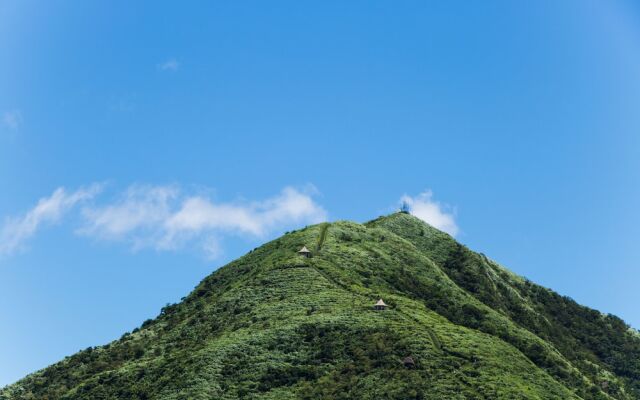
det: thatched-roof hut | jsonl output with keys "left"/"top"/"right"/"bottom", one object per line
{"left": 402, "top": 356, "right": 416, "bottom": 368}
{"left": 374, "top": 299, "right": 387, "bottom": 311}
{"left": 298, "top": 246, "right": 311, "bottom": 258}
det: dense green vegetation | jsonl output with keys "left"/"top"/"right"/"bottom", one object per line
{"left": 2, "top": 213, "right": 640, "bottom": 399}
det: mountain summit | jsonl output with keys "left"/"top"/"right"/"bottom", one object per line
{"left": 2, "top": 213, "right": 640, "bottom": 399}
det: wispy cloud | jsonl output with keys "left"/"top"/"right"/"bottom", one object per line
{"left": 2, "top": 110, "right": 22, "bottom": 130}
{"left": 79, "top": 185, "right": 327, "bottom": 258}
{"left": 1, "top": 184, "right": 326, "bottom": 259}
{"left": 0, "top": 184, "right": 103, "bottom": 255}
{"left": 157, "top": 58, "right": 180, "bottom": 72}
{"left": 164, "top": 187, "right": 325, "bottom": 238}
{"left": 400, "top": 190, "right": 459, "bottom": 236}
{"left": 79, "top": 185, "right": 177, "bottom": 247}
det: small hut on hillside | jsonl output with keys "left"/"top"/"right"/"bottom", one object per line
{"left": 402, "top": 356, "right": 416, "bottom": 368}
{"left": 298, "top": 246, "right": 312, "bottom": 258}
{"left": 373, "top": 299, "right": 387, "bottom": 311}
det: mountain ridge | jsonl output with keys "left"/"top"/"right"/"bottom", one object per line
{"left": 2, "top": 213, "right": 639, "bottom": 399}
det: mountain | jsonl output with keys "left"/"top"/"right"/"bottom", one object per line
{"left": 2, "top": 213, "right": 640, "bottom": 399}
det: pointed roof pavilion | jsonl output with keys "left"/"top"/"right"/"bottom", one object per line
{"left": 298, "top": 246, "right": 311, "bottom": 257}
{"left": 374, "top": 299, "right": 387, "bottom": 310}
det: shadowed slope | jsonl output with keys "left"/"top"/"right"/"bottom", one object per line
{"left": 369, "top": 213, "right": 640, "bottom": 398}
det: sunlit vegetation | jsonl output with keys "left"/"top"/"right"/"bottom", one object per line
{"left": 2, "top": 213, "right": 639, "bottom": 399}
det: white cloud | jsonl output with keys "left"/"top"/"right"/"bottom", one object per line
{"left": 79, "top": 185, "right": 178, "bottom": 249}
{"left": 258, "top": 187, "right": 326, "bottom": 230}
{"left": 0, "top": 184, "right": 103, "bottom": 255}
{"left": 164, "top": 187, "right": 326, "bottom": 239}
{"left": 158, "top": 58, "right": 179, "bottom": 71}
{"left": 400, "top": 190, "right": 459, "bottom": 236}
{"left": 1, "top": 184, "right": 328, "bottom": 259}
{"left": 2, "top": 110, "right": 22, "bottom": 130}
{"left": 80, "top": 185, "right": 327, "bottom": 257}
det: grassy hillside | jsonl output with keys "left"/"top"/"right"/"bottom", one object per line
{"left": 2, "top": 213, "right": 639, "bottom": 399}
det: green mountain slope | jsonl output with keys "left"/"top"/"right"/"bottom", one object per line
{"left": 2, "top": 213, "right": 640, "bottom": 399}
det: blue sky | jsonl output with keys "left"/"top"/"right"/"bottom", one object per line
{"left": 2, "top": 0, "right": 640, "bottom": 387}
